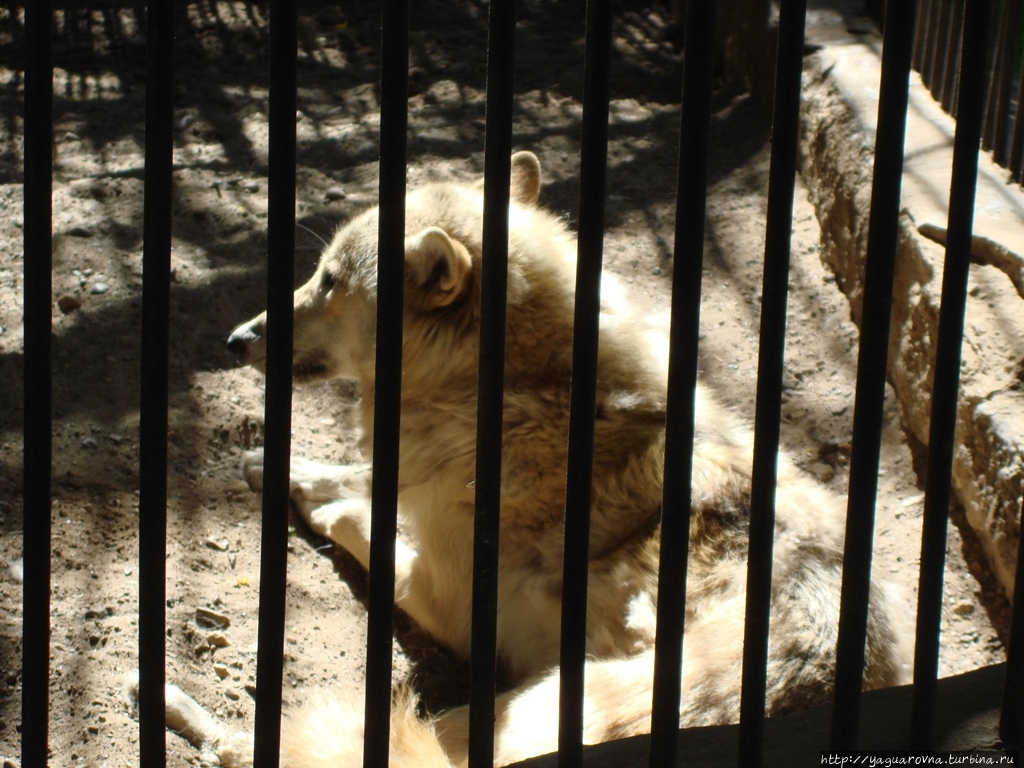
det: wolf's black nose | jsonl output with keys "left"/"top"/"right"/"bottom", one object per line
{"left": 227, "top": 334, "right": 248, "bottom": 355}
{"left": 227, "top": 325, "right": 261, "bottom": 355}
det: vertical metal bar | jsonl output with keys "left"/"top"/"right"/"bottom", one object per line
{"left": 910, "top": 0, "right": 992, "bottom": 748}
{"left": 927, "top": 0, "right": 953, "bottom": 100}
{"left": 1009, "top": 55, "right": 1024, "bottom": 183}
{"left": 138, "top": 0, "right": 175, "bottom": 763}
{"left": 468, "top": 1, "right": 516, "bottom": 765}
{"left": 252, "top": 0, "right": 296, "bottom": 765}
{"left": 646, "top": 1, "right": 717, "bottom": 766}
{"left": 992, "top": 0, "right": 1022, "bottom": 166}
{"left": 982, "top": 0, "right": 1004, "bottom": 153}
{"left": 999, "top": 497, "right": 1024, "bottom": 748}
{"left": 736, "top": 1, "right": 808, "bottom": 766}
{"left": 828, "top": 0, "right": 917, "bottom": 751}
{"left": 921, "top": 0, "right": 942, "bottom": 92}
{"left": 913, "top": 0, "right": 932, "bottom": 75}
{"left": 363, "top": 0, "right": 409, "bottom": 765}
{"left": 21, "top": 1, "right": 53, "bottom": 765}
{"left": 558, "top": 1, "right": 612, "bottom": 765}
{"left": 940, "top": 0, "right": 964, "bottom": 115}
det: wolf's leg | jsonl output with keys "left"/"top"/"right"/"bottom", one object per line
{"left": 242, "top": 447, "right": 370, "bottom": 502}
{"left": 289, "top": 494, "right": 447, "bottom": 632}
{"left": 240, "top": 450, "right": 451, "bottom": 653}
{"left": 433, "top": 651, "right": 659, "bottom": 768}
{"left": 128, "top": 674, "right": 254, "bottom": 768}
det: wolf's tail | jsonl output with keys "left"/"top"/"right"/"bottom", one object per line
{"left": 279, "top": 686, "right": 454, "bottom": 768}
{"left": 275, "top": 571, "right": 910, "bottom": 767}
{"left": 274, "top": 657, "right": 663, "bottom": 768}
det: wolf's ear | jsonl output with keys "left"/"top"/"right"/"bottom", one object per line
{"left": 470, "top": 151, "right": 542, "bottom": 206}
{"left": 510, "top": 151, "right": 541, "bottom": 205}
{"left": 404, "top": 227, "right": 473, "bottom": 310}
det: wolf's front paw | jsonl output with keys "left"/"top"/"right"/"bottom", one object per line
{"left": 242, "top": 448, "right": 265, "bottom": 492}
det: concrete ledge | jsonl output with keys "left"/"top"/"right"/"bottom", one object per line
{"left": 798, "top": 5, "right": 1024, "bottom": 599}
{"left": 510, "top": 664, "right": 1010, "bottom": 767}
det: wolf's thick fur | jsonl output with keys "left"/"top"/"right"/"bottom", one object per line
{"left": 180, "top": 152, "right": 911, "bottom": 767}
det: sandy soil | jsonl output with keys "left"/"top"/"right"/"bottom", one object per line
{"left": 0, "top": 2, "right": 1009, "bottom": 766}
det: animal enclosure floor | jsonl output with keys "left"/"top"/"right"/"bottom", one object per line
{"left": 0, "top": 2, "right": 1008, "bottom": 765}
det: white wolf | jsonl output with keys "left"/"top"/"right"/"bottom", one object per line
{"left": 161, "top": 151, "right": 911, "bottom": 767}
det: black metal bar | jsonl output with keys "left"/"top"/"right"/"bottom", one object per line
{"left": 828, "top": 0, "right": 917, "bottom": 750}
{"left": 910, "top": 0, "right": 992, "bottom": 748}
{"left": 912, "top": 0, "right": 931, "bottom": 76}
{"left": 1010, "top": 50, "right": 1024, "bottom": 183}
{"left": 646, "top": 0, "right": 718, "bottom": 765}
{"left": 21, "top": 1, "right": 53, "bottom": 766}
{"left": 1000, "top": 496, "right": 1024, "bottom": 748}
{"left": 468, "top": 0, "right": 517, "bottom": 765}
{"left": 363, "top": 0, "right": 409, "bottom": 764}
{"left": 927, "top": 0, "right": 953, "bottom": 101}
{"left": 920, "top": 0, "right": 942, "bottom": 92}
{"left": 138, "top": 0, "right": 175, "bottom": 763}
{"left": 736, "top": 1, "right": 808, "bottom": 765}
{"left": 252, "top": 0, "right": 297, "bottom": 765}
{"left": 558, "top": 0, "right": 612, "bottom": 765}
{"left": 991, "top": 0, "right": 1022, "bottom": 167}
{"left": 939, "top": 0, "right": 964, "bottom": 116}
{"left": 981, "top": 1, "right": 1004, "bottom": 153}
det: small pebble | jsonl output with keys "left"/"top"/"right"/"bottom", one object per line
{"left": 196, "top": 607, "right": 231, "bottom": 629}
{"left": 213, "top": 663, "right": 229, "bottom": 679}
{"left": 810, "top": 462, "right": 835, "bottom": 483}
{"left": 953, "top": 601, "right": 975, "bottom": 616}
{"left": 224, "top": 687, "right": 241, "bottom": 701}
{"left": 243, "top": 181, "right": 259, "bottom": 193}
{"left": 67, "top": 226, "right": 93, "bottom": 238}
{"left": 325, "top": 187, "right": 346, "bottom": 201}
{"left": 90, "top": 283, "right": 109, "bottom": 295}
{"left": 57, "top": 295, "right": 82, "bottom": 314}
{"left": 208, "top": 631, "right": 231, "bottom": 648}
{"left": 82, "top": 437, "right": 99, "bottom": 450}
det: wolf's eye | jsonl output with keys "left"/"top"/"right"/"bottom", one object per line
{"left": 321, "top": 272, "right": 336, "bottom": 291}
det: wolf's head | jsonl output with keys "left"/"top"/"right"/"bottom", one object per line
{"left": 226, "top": 151, "right": 542, "bottom": 386}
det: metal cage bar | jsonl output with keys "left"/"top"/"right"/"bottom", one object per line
{"left": 468, "top": 0, "right": 517, "bottom": 765}
{"left": 982, "top": 0, "right": 1010, "bottom": 154}
{"left": 1010, "top": 56, "right": 1024, "bottom": 182}
{"left": 1001, "top": 496, "right": 1024, "bottom": 748}
{"left": 829, "top": 0, "right": 918, "bottom": 750}
{"left": 736, "top": 0, "right": 809, "bottom": 764}
{"left": 558, "top": 0, "right": 613, "bottom": 765}
{"left": 913, "top": 0, "right": 932, "bottom": 76}
{"left": 646, "top": 1, "right": 717, "bottom": 766}
{"left": 252, "top": 1, "right": 298, "bottom": 765}
{"left": 939, "top": 0, "right": 964, "bottom": 116}
{"left": 927, "top": 0, "right": 954, "bottom": 100}
{"left": 363, "top": 1, "right": 410, "bottom": 765}
{"left": 920, "top": 0, "right": 943, "bottom": 93}
{"left": 21, "top": 2, "right": 54, "bottom": 765}
{"left": 991, "top": 0, "right": 1022, "bottom": 167}
{"left": 911, "top": 0, "right": 993, "bottom": 747}
{"left": 137, "top": 0, "right": 176, "bottom": 763}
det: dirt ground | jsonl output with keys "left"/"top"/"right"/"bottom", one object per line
{"left": 0, "top": 2, "right": 1010, "bottom": 766}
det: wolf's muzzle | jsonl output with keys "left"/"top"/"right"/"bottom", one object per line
{"left": 227, "top": 326, "right": 261, "bottom": 355}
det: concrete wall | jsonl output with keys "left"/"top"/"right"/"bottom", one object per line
{"left": 799, "top": 6, "right": 1023, "bottom": 599}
